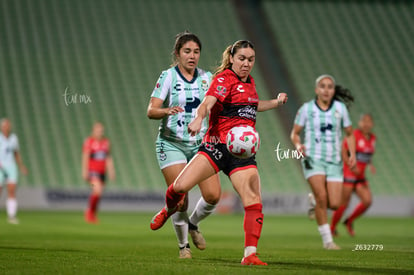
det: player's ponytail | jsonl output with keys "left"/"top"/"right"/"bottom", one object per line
{"left": 334, "top": 85, "right": 354, "bottom": 108}
{"left": 213, "top": 40, "right": 255, "bottom": 78}
{"left": 213, "top": 45, "right": 233, "bottom": 78}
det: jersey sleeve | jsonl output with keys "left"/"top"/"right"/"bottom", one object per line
{"left": 341, "top": 103, "right": 352, "bottom": 128}
{"left": 294, "top": 104, "right": 307, "bottom": 126}
{"left": 150, "top": 70, "right": 171, "bottom": 101}
{"left": 206, "top": 73, "right": 232, "bottom": 103}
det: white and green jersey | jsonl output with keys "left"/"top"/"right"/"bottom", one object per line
{"left": 295, "top": 99, "right": 352, "bottom": 163}
{"left": 151, "top": 66, "right": 211, "bottom": 145}
{"left": 0, "top": 133, "right": 19, "bottom": 165}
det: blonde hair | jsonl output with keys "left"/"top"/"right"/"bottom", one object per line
{"left": 213, "top": 40, "right": 255, "bottom": 78}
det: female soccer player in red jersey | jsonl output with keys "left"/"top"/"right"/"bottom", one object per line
{"left": 147, "top": 31, "right": 221, "bottom": 259}
{"left": 82, "top": 122, "right": 115, "bottom": 223}
{"left": 330, "top": 114, "right": 376, "bottom": 236}
{"left": 150, "top": 40, "right": 288, "bottom": 265}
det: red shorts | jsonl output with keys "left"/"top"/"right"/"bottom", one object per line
{"left": 343, "top": 176, "right": 368, "bottom": 188}
{"left": 198, "top": 143, "right": 257, "bottom": 176}
{"left": 88, "top": 171, "right": 106, "bottom": 183}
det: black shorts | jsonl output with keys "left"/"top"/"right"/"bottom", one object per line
{"left": 88, "top": 171, "right": 106, "bottom": 182}
{"left": 198, "top": 143, "right": 257, "bottom": 176}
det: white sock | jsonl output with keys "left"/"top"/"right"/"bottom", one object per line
{"left": 6, "top": 198, "right": 18, "bottom": 218}
{"left": 244, "top": 246, "right": 257, "bottom": 257}
{"left": 189, "top": 197, "right": 216, "bottom": 227}
{"left": 318, "top": 224, "right": 333, "bottom": 245}
{"left": 171, "top": 211, "right": 189, "bottom": 248}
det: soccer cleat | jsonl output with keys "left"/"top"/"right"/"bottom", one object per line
{"left": 189, "top": 228, "right": 206, "bottom": 250}
{"left": 343, "top": 218, "right": 355, "bottom": 237}
{"left": 308, "top": 193, "right": 316, "bottom": 220}
{"left": 7, "top": 217, "right": 19, "bottom": 225}
{"left": 85, "top": 210, "right": 98, "bottom": 224}
{"left": 150, "top": 206, "right": 176, "bottom": 230}
{"left": 324, "top": 242, "right": 341, "bottom": 250}
{"left": 179, "top": 244, "right": 192, "bottom": 259}
{"left": 241, "top": 253, "right": 268, "bottom": 266}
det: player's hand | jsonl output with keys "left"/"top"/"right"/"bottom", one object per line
{"left": 277, "top": 93, "right": 288, "bottom": 105}
{"left": 348, "top": 154, "right": 357, "bottom": 170}
{"left": 166, "top": 106, "right": 184, "bottom": 116}
{"left": 188, "top": 117, "right": 202, "bottom": 136}
{"left": 369, "top": 164, "right": 376, "bottom": 175}
{"left": 20, "top": 165, "right": 28, "bottom": 175}
{"left": 296, "top": 143, "right": 306, "bottom": 157}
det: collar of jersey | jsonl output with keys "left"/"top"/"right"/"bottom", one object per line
{"left": 314, "top": 98, "right": 334, "bottom": 112}
{"left": 175, "top": 66, "right": 199, "bottom": 84}
{"left": 228, "top": 68, "right": 252, "bottom": 83}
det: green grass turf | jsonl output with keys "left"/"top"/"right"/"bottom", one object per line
{"left": 0, "top": 211, "right": 413, "bottom": 274}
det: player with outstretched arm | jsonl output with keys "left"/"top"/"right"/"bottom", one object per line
{"left": 150, "top": 40, "right": 287, "bottom": 265}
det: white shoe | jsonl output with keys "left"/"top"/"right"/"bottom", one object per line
{"left": 189, "top": 229, "right": 206, "bottom": 250}
{"left": 179, "top": 246, "right": 192, "bottom": 259}
{"left": 8, "top": 217, "right": 19, "bottom": 225}
{"left": 308, "top": 193, "right": 316, "bottom": 220}
{"left": 324, "top": 242, "right": 341, "bottom": 250}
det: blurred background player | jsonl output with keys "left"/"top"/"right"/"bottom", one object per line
{"left": 150, "top": 40, "right": 288, "bottom": 265}
{"left": 82, "top": 122, "right": 115, "bottom": 224}
{"left": 330, "top": 113, "right": 376, "bottom": 236}
{"left": 0, "top": 118, "right": 28, "bottom": 224}
{"left": 147, "top": 31, "right": 221, "bottom": 258}
{"left": 291, "top": 75, "right": 356, "bottom": 249}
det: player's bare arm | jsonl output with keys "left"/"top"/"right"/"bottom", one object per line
{"left": 147, "top": 97, "right": 184, "bottom": 119}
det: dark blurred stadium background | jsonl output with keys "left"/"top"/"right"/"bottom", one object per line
{"left": 0, "top": 0, "right": 413, "bottom": 215}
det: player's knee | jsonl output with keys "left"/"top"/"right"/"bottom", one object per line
{"left": 203, "top": 194, "right": 220, "bottom": 205}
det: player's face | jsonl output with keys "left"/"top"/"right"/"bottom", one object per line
{"left": 92, "top": 123, "right": 104, "bottom": 139}
{"left": 1, "top": 120, "right": 11, "bottom": 135}
{"left": 230, "top": 47, "right": 255, "bottom": 82}
{"left": 176, "top": 41, "right": 200, "bottom": 73}
{"left": 315, "top": 77, "right": 335, "bottom": 103}
{"left": 359, "top": 115, "right": 374, "bottom": 134}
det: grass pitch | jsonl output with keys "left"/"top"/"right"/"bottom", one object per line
{"left": 0, "top": 211, "right": 413, "bottom": 274}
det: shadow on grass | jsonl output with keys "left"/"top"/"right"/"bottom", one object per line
{"left": 0, "top": 246, "right": 85, "bottom": 253}
{"left": 201, "top": 258, "right": 413, "bottom": 274}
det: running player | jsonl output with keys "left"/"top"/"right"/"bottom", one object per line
{"left": 150, "top": 40, "right": 288, "bottom": 265}
{"left": 147, "top": 31, "right": 221, "bottom": 259}
{"left": 330, "top": 113, "right": 376, "bottom": 236}
{"left": 0, "top": 118, "right": 28, "bottom": 224}
{"left": 290, "top": 75, "right": 356, "bottom": 249}
{"left": 82, "top": 122, "right": 115, "bottom": 224}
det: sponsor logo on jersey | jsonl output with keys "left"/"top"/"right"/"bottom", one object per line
{"left": 320, "top": 123, "right": 333, "bottom": 133}
{"left": 236, "top": 84, "right": 244, "bottom": 93}
{"left": 217, "top": 77, "right": 225, "bottom": 83}
{"left": 174, "top": 83, "right": 182, "bottom": 91}
{"left": 201, "top": 80, "right": 209, "bottom": 92}
{"left": 216, "top": 86, "right": 227, "bottom": 97}
{"left": 238, "top": 105, "right": 256, "bottom": 120}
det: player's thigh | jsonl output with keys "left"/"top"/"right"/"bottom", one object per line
{"left": 307, "top": 174, "right": 328, "bottom": 205}
{"left": 326, "top": 181, "right": 343, "bottom": 209}
{"left": 173, "top": 153, "right": 216, "bottom": 193}
{"left": 355, "top": 183, "right": 372, "bottom": 206}
{"left": 161, "top": 163, "right": 187, "bottom": 186}
{"left": 198, "top": 173, "right": 221, "bottom": 205}
{"left": 230, "top": 167, "right": 261, "bottom": 207}
{"left": 341, "top": 184, "right": 354, "bottom": 205}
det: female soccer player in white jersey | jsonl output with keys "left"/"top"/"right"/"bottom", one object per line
{"left": 290, "top": 75, "right": 356, "bottom": 249}
{"left": 147, "top": 31, "right": 221, "bottom": 259}
{"left": 0, "top": 118, "right": 28, "bottom": 224}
